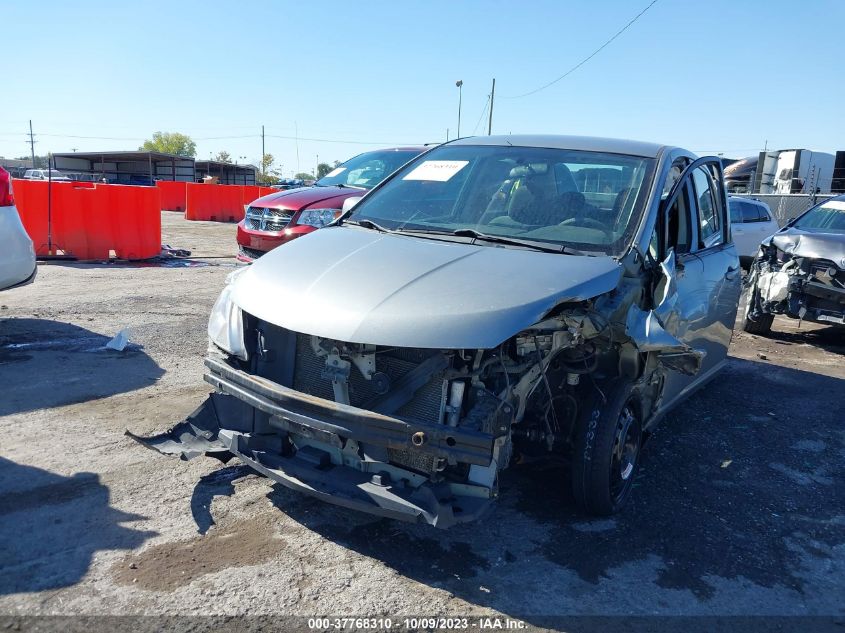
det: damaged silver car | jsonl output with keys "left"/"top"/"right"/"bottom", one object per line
{"left": 743, "top": 195, "right": 845, "bottom": 334}
{"left": 130, "top": 136, "right": 741, "bottom": 527}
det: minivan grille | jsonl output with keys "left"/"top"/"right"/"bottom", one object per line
{"left": 245, "top": 206, "right": 294, "bottom": 232}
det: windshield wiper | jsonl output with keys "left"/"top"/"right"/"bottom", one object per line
{"left": 450, "top": 228, "right": 568, "bottom": 254}
{"left": 344, "top": 219, "right": 390, "bottom": 232}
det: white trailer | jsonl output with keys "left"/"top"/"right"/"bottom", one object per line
{"left": 754, "top": 149, "right": 835, "bottom": 194}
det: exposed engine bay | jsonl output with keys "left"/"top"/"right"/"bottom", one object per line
{"left": 130, "top": 256, "right": 705, "bottom": 528}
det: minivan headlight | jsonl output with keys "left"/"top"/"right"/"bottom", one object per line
{"left": 208, "top": 267, "right": 248, "bottom": 360}
{"left": 297, "top": 208, "right": 340, "bottom": 228}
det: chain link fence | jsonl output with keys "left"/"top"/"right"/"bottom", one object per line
{"left": 731, "top": 193, "right": 835, "bottom": 226}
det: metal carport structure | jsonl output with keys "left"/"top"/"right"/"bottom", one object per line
{"left": 52, "top": 151, "right": 196, "bottom": 185}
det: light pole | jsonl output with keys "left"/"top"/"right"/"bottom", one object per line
{"left": 455, "top": 80, "right": 463, "bottom": 138}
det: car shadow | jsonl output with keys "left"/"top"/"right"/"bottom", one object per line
{"left": 0, "top": 318, "right": 164, "bottom": 416}
{"left": 763, "top": 324, "right": 845, "bottom": 354}
{"left": 263, "top": 356, "right": 844, "bottom": 618}
{"left": 190, "top": 464, "right": 256, "bottom": 535}
{"left": 0, "top": 457, "right": 156, "bottom": 595}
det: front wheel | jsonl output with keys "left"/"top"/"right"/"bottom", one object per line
{"left": 741, "top": 287, "right": 774, "bottom": 335}
{"left": 571, "top": 382, "right": 642, "bottom": 516}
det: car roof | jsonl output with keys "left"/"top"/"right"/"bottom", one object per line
{"left": 448, "top": 134, "right": 669, "bottom": 159}
{"left": 729, "top": 196, "right": 767, "bottom": 205}
{"left": 374, "top": 146, "right": 427, "bottom": 152}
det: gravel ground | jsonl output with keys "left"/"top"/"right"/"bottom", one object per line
{"left": 0, "top": 212, "right": 843, "bottom": 628}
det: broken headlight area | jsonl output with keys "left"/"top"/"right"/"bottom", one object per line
{"left": 747, "top": 243, "right": 845, "bottom": 324}
{"left": 129, "top": 303, "right": 635, "bottom": 527}
{"left": 207, "top": 268, "right": 249, "bottom": 360}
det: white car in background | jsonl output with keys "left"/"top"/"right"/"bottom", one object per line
{"left": 22, "top": 168, "right": 71, "bottom": 182}
{"left": 0, "top": 167, "right": 37, "bottom": 290}
{"left": 728, "top": 196, "right": 779, "bottom": 266}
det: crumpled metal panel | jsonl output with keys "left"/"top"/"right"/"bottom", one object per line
{"left": 624, "top": 250, "right": 705, "bottom": 376}
{"left": 770, "top": 229, "right": 845, "bottom": 264}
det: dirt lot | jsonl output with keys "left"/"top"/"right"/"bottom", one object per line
{"left": 1, "top": 212, "right": 843, "bottom": 627}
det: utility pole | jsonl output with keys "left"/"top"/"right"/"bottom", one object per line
{"left": 295, "top": 121, "right": 300, "bottom": 174}
{"left": 28, "top": 120, "right": 36, "bottom": 168}
{"left": 488, "top": 78, "right": 496, "bottom": 136}
{"left": 261, "top": 125, "right": 266, "bottom": 180}
{"left": 455, "top": 80, "right": 463, "bottom": 138}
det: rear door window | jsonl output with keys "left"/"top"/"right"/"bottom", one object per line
{"left": 728, "top": 200, "right": 742, "bottom": 223}
{"left": 740, "top": 202, "right": 760, "bottom": 223}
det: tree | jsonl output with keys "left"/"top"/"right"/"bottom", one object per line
{"left": 16, "top": 155, "right": 48, "bottom": 168}
{"left": 295, "top": 172, "right": 315, "bottom": 181}
{"left": 215, "top": 150, "right": 232, "bottom": 163}
{"left": 316, "top": 162, "right": 333, "bottom": 178}
{"left": 258, "top": 153, "right": 280, "bottom": 184}
{"left": 140, "top": 132, "right": 197, "bottom": 157}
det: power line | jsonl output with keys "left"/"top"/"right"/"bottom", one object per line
{"left": 471, "top": 96, "right": 491, "bottom": 136}
{"left": 265, "top": 134, "right": 416, "bottom": 146}
{"left": 501, "top": 0, "right": 660, "bottom": 99}
{"left": 0, "top": 129, "right": 420, "bottom": 147}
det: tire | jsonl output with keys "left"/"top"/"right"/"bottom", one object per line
{"left": 741, "top": 287, "right": 774, "bottom": 335}
{"left": 571, "top": 381, "right": 642, "bottom": 516}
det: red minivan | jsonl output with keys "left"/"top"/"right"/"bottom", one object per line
{"left": 237, "top": 147, "right": 426, "bottom": 261}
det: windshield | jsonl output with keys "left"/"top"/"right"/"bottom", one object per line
{"left": 348, "top": 144, "right": 654, "bottom": 255}
{"left": 315, "top": 149, "right": 422, "bottom": 189}
{"left": 793, "top": 199, "right": 845, "bottom": 233}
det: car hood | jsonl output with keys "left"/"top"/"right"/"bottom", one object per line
{"left": 249, "top": 186, "right": 360, "bottom": 211}
{"left": 231, "top": 226, "right": 622, "bottom": 349}
{"left": 767, "top": 228, "right": 845, "bottom": 263}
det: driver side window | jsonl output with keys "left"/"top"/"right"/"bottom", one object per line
{"left": 650, "top": 180, "right": 692, "bottom": 260}
{"left": 666, "top": 183, "right": 692, "bottom": 255}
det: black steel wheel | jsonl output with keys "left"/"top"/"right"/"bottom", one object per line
{"left": 572, "top": 382, "right": 643, "bottom": 516}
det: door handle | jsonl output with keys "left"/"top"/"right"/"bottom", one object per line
{"left": 725, "top": 265, "right": 740, "bottom": 280}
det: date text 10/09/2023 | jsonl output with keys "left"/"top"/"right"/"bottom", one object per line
{"left": 307, "top": 617, "right": 527, "bottom": 630}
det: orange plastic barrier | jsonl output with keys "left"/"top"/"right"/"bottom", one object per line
{"left": 241, "top": 186, "right": 276, "bottom": 206}
{"left": 157, "top": 180, "right": 187, "bottom": 212}
{"left": 241, "top": 185, "right": 261, "bottom": 206}
{"left": 185, "top": 183, "right": 245, "bottom": 222}
{"left": 13, "top": 179, "right": 161, "bottom": 260}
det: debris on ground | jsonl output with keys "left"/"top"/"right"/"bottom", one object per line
{"left": 106, "top": 328, "right": 131, "bottom": 351}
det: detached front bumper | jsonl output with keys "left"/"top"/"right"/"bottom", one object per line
{"left": 128, "top": 356, "right": 496, "bottom": 528}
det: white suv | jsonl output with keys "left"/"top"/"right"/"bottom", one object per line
{"left": 22, "top": 169, "right": 71, "bottom": 182}
{"left": 728, "top": 196, "right": 779, "bottom": 265}
{"left": 0, "top": 167, "right": 37, "bottom": 290}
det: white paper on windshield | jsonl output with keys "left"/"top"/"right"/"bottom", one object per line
{"left": 325, "top": 167, "right": 346, "bottom": 178}
{"left": 402, "top": 160, "right": 468, "bottom": 182}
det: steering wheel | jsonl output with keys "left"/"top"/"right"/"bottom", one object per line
{"left": 559, "top": 216, "right": 614, "bottom": 239}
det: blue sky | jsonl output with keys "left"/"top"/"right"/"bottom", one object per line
{"left": 4, "top": 0, "right": 843, "bottom": 175}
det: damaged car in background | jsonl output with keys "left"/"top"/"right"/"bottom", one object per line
{"left": 743, "top": 195, "right": 845, "bottom": 335}
{"left": 129, "top": 135, "right": 741, "bottom": 527}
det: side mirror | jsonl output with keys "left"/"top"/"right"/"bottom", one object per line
{"left": 341, "top": 196, "right": 363, "bottom": 215}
